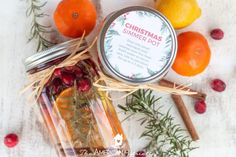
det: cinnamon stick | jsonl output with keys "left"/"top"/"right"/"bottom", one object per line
{"left": 171, "top": 94, "right": 199, "bottom": 141}
{"left": 159, "top": 79, "right": 207, "bottom": 100}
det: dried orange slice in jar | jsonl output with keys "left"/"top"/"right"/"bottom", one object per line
{"left": 54, "top": 87, "right": 104, "bottom": 148}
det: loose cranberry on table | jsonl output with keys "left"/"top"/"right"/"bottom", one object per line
{"left": 4, "top": 133, "right": 19, "bottom": 148}
{"left": 210, "top": 28, "right": 224, "bottom": 40}
{"left": 135, "top": 150, "right": 146, "bottom": 157}
{"left": 211, "top": 79, "right": 226, "bottom": 92}
{"left": 194, "top": 100, "right": 207, "bottom": 114}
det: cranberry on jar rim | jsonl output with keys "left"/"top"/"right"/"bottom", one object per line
{"left": 97, "top": 6, "right": 177, "bottom": 85}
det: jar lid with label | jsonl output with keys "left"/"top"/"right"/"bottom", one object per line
{"left": 98, "top": 6, "right": 177, "bottom": 85}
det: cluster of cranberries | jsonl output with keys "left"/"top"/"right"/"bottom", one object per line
{"left": 194, "top": 79, "right": 226, "bottom": 114}
{"left": 47, "top": 62, "right": 95, "bottom": 96}
{"left": 193, "top": 28, "right": 226, "bottom": 114}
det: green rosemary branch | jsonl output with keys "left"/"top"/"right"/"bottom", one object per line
{"left": 26, "top": 0, "right": 55, "bottom": 51}
{"left": 118, "top": 90, "right": 196, "bottom": 157}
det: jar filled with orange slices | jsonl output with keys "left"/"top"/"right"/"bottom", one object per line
{"left": 24, "top": 39, "right": 130, "bottom": 157}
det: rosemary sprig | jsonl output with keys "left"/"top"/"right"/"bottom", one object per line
{"left": 118, "top": 90, "right": 196, "bottom": 157}
{"left": 70, "top": 85, "right": 102, "bottom": 148}
{"left": 26, "top": 0, "right": 55, "bottom": 51}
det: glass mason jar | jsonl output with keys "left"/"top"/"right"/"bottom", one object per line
{"left": 24, "top": 38, "right": 130, "bottom": 157}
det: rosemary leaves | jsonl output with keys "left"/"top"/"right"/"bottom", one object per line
{"left": 26, "top": 0, "right": 55, "bottom": 51}
{"left": 119, "top": 90, "right": 196, "bottom": 157}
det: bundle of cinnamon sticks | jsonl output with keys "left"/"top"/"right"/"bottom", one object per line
{"left": 159, "top": 79, "right": 207, "bottom": 141}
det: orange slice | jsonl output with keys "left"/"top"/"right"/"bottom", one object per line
{"left": 53, "top": 87, "right": 76, "bottom": 142}
{"left": 55, "top": 87, "right": 75, "bottom": 120}
{"left": 54, "top": 87, "right": 104, "bottom": 147}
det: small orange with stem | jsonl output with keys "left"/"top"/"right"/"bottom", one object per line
{"left": 54, "top": 0, "right": 97, "bottom": 38}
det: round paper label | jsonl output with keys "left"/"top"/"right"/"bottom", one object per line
{"left": 103, "top": 10, "right": 175, "bottom": 81}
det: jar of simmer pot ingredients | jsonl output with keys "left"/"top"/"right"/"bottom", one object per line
{"left": 98, "top": 6, "right": 177, "bottom": 85}
{"left": 24, "top": 39, "right": 130, "bottom": 157}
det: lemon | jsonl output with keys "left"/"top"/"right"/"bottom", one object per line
{"left": 155, "top": 0, "right": 201, "bottom": 29}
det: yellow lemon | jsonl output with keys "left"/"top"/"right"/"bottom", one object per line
{"left": 155, "top": 0, "right": 201, "bottom": 29}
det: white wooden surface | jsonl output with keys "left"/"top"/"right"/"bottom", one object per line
{"left": 1, "top": 0, "right": 236, "bottom": 157}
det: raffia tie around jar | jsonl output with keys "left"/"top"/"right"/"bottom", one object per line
{"left": 94, "top": 72, "right": 197, "bottom": 100}
{"left": 22, "top": 34, "right": 197, "bottom": 102}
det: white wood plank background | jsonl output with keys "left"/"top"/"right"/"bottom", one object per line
{"left": 1, "top": 0, "right": 236, "bottom": 157}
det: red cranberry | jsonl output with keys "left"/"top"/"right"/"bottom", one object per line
{"left": 4, "top": 133, "right": 19, "bottom": 148}
{"left": 65, "top": 66, "right": 75, "bottom": 72}
{"left": 54, "top": 68, "right": 62, "bottom": 77}
{"left": 74, "top": 67, "right": 83, "bottom": 78}
{"left": 77, "top": 79, "right": 91, "bottom": 92}
{"left": 51, "top": 78, "right": 63, "bottom": 94}
{"left": 211, "top": 79, "right": 226, "bottom": 92}
{"left": 61, "top": 72, "right": 75, "bottom": 86}
{"left": 194, "top": 100, "right": 207, "bottom": 114}
{"left": 135, "top": 150, "right": 146, "bottom": 157}
{"left": 210, "top": 28, "right": 224, "bottom": 40}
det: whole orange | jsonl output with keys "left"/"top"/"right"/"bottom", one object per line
{"left": 172, "top": 32, "right": 211, "bottom": 76}
{"left": 54, "top": 0, "right": 97, "bottom": 38}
